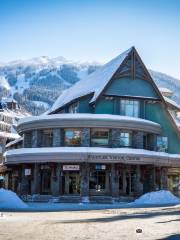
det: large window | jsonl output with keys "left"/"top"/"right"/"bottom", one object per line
{"left": 64, "top": 129, "right": 81, "bottom": 146}
{"left": 89, "top": 171, "right": 106, "bottom": 191}
{"left": 91, "top": 129, "right": 109, "bottom": 147}
{"left": 120, "top": 99, "right": 140, "bottom": 117}
{"left": 41, "top": 129, "right": 53, "bottom": 147}
{"left": 157, "top": 136, "right": 168, "bottom": 152}
{"left": 120, "top": 132, "right": 132, "bottom": 147}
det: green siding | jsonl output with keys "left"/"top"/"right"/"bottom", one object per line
{"left": 78, "top": 95, "right": 93, "bottom": 113}
{"left": 95, "top": 98, "right": 114, "bottom": 114}
{"left": 105, "top": 77, "right": 159, "bottom": 99}
{"left": 145, "top": 102, "right": 180, "bottom": 153}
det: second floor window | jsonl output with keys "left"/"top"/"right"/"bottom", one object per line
{"left": 64, "top": 129, "right": 81, "bottom": 146}
{"left": 120, "top": 99, "right": 140, "bottom": 117}
{"left": 157, "top": 136, "right": 168, "bottom": 152}
{"left": 120, "top": 132, "right": 132, "bottom": 147}
{"left": 41, "top": 129, "right": 53, "bottom": 147}
{"left": 91, "top": 129, "right": 109, "bottom": 147}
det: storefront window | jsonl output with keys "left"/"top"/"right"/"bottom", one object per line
{"left": 89, "top": 171, "right": 106, "bottom": 191}
{"left": 41, "top": 129, "right": 53, "bottom": 147}
{"left": 120, "top": 132, "right": 132, "bottom": 147}
{"left": 64, "top": 129, "right": 81, "bottom": 146}
{"left": 157, "top": 136, "right": 168, "bottom": 152}
{"left": 120, "top": 99, "right": 140, "bottom": 117}
{"left": 91, "top": 129, "right": 109, "bottom": 147}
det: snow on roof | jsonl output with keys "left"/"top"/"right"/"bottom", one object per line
{"left": 18, "top": 113, "right": 160, "bottom": 127}
{"left": 159, "top": 87, "right": 173, "bottom": 94}
{"left": 49, "top": 47, "right": 133, "bottom": 113}
{"left": 4, "top": 147, "right": 180, "bottom": 159}
{"left": 164, "top": 96, "right": 180, "bottom": 110}
{"left": 6, "top": 137, "right": 23, "bottom": 148}
{"left": 0, "top": 131, "right": 20, "bottom": 139}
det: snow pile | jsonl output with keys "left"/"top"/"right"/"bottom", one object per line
{"left": 134, "top": 190, "right": 180, "bottom": 205}
{"left": 0, "top": 188, "right": 28, "bottom": 209}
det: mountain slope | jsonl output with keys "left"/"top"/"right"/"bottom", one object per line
{"left": 0, "top": 56, "right": 179, "bottom": 115}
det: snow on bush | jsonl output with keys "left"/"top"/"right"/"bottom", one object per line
{"left": 134, "top": 190, "right": 180, "bottom": 205}
{"left": 0, "top": 188, "right": 27, "bottom": 209}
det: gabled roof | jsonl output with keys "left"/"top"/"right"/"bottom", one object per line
{"left": 49, "top": 47, "right": 133, "bottom": 113}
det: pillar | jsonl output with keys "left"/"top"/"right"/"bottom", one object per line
{"left": 31, "top": 163, "right": 41, "bottom": 194}
{"left": 51, "top": 163, "right": 61, "bottom": 196}
{"left": 80, "top": 163, "right": 90, "bottom": 203}
{"left": 32, "top": 130, "right": 38, "bottom": 148}
{"left": 81, "top": 128, "right": 90, "bottom": 147}
{"left": 53, "top": 129, "right": 61, "bottom": 147}
{"left": 111, "top": 164, "right": 119, "bottom": 200}
{"left": 134, "top": 165, "right": 143, "bottom": 196}
{"left": 160, "top": 167, "right": 168, "bottom": 189}
{"left": 20, "top": 165, "right": 29, "bottom": 195}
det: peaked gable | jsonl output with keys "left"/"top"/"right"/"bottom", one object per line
{"left": 49, "top": 47, "right": 168, "bottom": 114}
{"left": 49, "top": 47, "right": 132, "bottom": 113}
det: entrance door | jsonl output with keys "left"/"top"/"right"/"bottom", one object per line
{"left": 89, "top": 171, "right": 106, "bottom": 194}
{"left": 63, "top": 172, "right": 80, "bottom": 195}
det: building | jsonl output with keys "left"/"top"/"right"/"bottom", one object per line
{"left": 3, "top": 47, "right": 180, "bottom": 202}
{"left": 0, "top": 98, "right": 30, "bottom": 185}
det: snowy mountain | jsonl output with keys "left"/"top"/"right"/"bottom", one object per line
{"left": 0, "top": 56, "right": 179, "bottom": 115}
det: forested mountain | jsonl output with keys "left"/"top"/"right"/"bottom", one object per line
{"left": 0, "top": 56, "right": 179, "bottom": 115}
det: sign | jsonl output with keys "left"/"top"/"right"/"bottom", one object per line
{"left": 96, "top": 164, "right": 106, "bottom": 170}
{"left": 88, "top": 154, "right": 140, "bottom": 162}
{"left": 25, "top": 169, "right": 31, "bottom": 176}
{"left": 63, "top": 165, "right": 80, "bottom": 171}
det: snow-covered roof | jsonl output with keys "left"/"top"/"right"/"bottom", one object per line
{"left": 159, "top": 87, "right": 173, "bottom": 95}
{"left": 0, "top": 131, "right": 20, "bottom": 139}
{"left": 49, "top": 47, "right": 133, "bottom": 113}
{"left": 6, "top": 137, "right": 23, "bottom": 148}
{"left": 164, "top": 96, "right": 180, "bottom": 110}
{"left": 18, "top": 113, "right": 160, "bottom": 127}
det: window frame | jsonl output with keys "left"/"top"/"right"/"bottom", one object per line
{"left": 91, "top": 128, "right": 110, "bottom": 147}
{"left": 119, "top": 131, "right": 132, "bottom": 147}
{"left": 120, "top": 99, "right": 140, "bottom": 118}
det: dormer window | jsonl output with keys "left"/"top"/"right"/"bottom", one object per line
{"left": 120, "top": 99, "right": 140, "bottom": 117}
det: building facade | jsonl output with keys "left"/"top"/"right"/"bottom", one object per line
{"left": 3, "top": 47, "right": 180, "bottom": 202}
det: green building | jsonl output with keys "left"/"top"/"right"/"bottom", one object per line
{"left": 2, "top": 47, "right": 180, "bottom": 202}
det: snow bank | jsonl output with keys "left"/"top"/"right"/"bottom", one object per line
{"left": 134, "top": 190, "right": 180, "bottom": 205}
{"left": 0, "top": 188, "right": 28, "bottom": 210}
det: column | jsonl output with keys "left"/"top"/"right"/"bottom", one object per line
{"left": 32, "top": 130, "right": 38, "bottom": 148}
{"left": 81, "top": 128, "right": 90, "bottom": 147}
{"left": 53, "top": 129, "right": 61, "bottom": 147}
{"left": 132, "top": 131, "right": 144, "bottom": 149}
{"left": 134, "top": 165, "right": 143, "bottom": 196}
{"left": 111, "top": 164, "right": 119, "bottom": 200}
{"left": 31, "top": 163, "right": 41, "bottom": 194}
{"left": 51, "top": 163, "right": 61, "bottom": 196}
{"left": 80, "top": 163, "right": 90, "bottom": 203}
{"left": 20, "top": 165, "right": 29, "bottom": 195}
{"left": 160, "top": 167, "right": 168, "bottom": 189}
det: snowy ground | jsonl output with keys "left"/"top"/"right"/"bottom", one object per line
{"left": 0, "top": 205, "right": 179, "bottom": 240}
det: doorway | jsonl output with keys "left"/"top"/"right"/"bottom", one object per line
{"left": 63, "top": 172, "right": 80, "bottom": 195}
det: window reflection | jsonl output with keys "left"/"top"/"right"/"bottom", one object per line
{"left": 121, "top": 99, "right": 139, "bottom": 117}
{"left": 64, "top": 129, "right": 81, "bottom": 146}
{"left": 91, "top": 129, "right": 109, "bottom": 147}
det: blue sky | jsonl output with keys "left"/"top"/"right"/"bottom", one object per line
{"left": 1, "top": 0, "right": 180, "bottom": 78}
